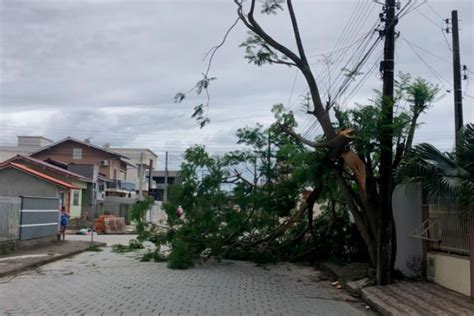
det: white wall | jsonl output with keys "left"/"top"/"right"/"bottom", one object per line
{"left": 393, "top": 183, "right": 424, "bottom": 277}
{"left": 427, "top": 252, "right": 471, "bottom": 296}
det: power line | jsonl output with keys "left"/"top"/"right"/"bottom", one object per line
{"left": 402, "top": 36, "right": 453, "bottom": 89}
{"left": 402, "top": 37, "right": 450, "bottom": 64}
{"left": 426, "top": 1, "right": 445, "bottom": 20}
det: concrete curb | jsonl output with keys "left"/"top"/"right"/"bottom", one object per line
{"left": 360, "top": 289, "right": 391, "bottom": 316}
{"left": 319, "top": 262, "right": 386, "bottom": 315}
{"left": 0, "top": 242, "right": 107, "bottom": 279}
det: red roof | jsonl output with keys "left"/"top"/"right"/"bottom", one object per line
{"left": 0, "top": 155, "right": 92, "bottom": 183}
{"left": 8, "top": 163, "right": 79, "bottom": 189}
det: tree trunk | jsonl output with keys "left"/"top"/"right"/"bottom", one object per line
{"left": 334, "top": 171, "right": 377, "bottom": 266}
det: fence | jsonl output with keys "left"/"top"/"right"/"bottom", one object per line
{"left": 428, "top": 198, "right": 471, "bottom": 256}
{"left": 0, "top": 197, "right": 21, "bottom": 242}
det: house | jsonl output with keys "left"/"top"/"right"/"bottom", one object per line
{"left": 0, "top": 155, "right": 92, "bottom": 218}
{"left": 393, "top": 183, "right": 474, "bottom": 298}
{"left": 29, "top": 137, "right": 132, "bottom": 185}
{"left": 110, "top": 148, "right": 158, "bottom": 199}
{"left": 150, "top": 170, "right": 181, "bottom": 201}
{"left": 28, "top": 137, "right": 138, "bottom": 220}
{"left": 0, "top": 162, "right": 78, "bottom": 207}
{"left": 0, "top": 136, "right": 53, "bottom": 162}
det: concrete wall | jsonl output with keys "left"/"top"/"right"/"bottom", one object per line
{"left": 0, "top": 197, "right": 21, "bottom": 242}
{"left": 101, "top": 196, "right": 137, "bottom": 224}
{"left": 0, "top": 168, "right": 58, "bottom": 198}
{"left": 427, "top": 252, "right": 471, "bottom": 296}
{"left": 393, "top": 183, "right": 423, "bottom": 278}
{"left": 17, "top": 136, "right": 53, "bottom": 148}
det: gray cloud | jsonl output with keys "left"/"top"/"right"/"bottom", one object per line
{"left": 1, "top": 0, "right": 473, "bottom": 169}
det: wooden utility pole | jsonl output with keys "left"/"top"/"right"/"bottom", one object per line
{"left": 451, "top": 10, "right": 463, "bottom": 149}
{"left": 377, "top": 0, "right": 397, "bottom": 285}
{"left": 164, "top": 151, "right": 169, "bottom": 202}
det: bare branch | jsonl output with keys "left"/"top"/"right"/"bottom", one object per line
{"left": 246, "top": 0, "right": 303, "bottom": 66}
{"left": 267, "top": 58, "right": 297, "bottom": 67}
{"left": 233, "top": 0, "right": 256, "bottom": 31}
{"left": 278, "top": 124, "right": 319, "bottom": 148}
{"left": 232, "top": 169, "right": 256, "bottom": 187}
{"left": 287, "top": 0, "right": 308, "bottom": 63}
{"left": 203, "top": 17, "right": 240, "bottom": 76}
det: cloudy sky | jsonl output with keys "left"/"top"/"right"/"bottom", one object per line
{"left": 0, "top": 0, "right": 473, "bottom": 169}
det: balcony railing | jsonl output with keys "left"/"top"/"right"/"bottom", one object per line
{"left": 106, "top": 180, "right": 136, "bottom": 192}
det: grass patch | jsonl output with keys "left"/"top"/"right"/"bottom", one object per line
{"left": 86, "top": 244, "right": 103, "bottom": 252}
{"left": 112, "top": 239, "right": 144, "bottom": 253}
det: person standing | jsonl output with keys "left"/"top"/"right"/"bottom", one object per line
{"left": 59, "top": 206, "right": 70, "bottom": 241}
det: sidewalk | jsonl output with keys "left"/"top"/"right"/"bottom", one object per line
{"left": 361, "top": 281, "right": 474, "bottom": 315}
{"left": 321, "top": 262, "right": 474, "bottom": 315}
{"left": 0, "top": 240, "right": 105, "bottom": 278}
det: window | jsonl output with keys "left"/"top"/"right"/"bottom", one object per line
{"left": 59, "top": 192, "right": 65, "bottom": 207}
{"left": 73, "top": 148, "right": 82, "bottom": 159}
{"left": 113, "top": 169, "right": 117, "bottom": 180}
{"left": 73, "top": 191, "right": 80, "bottom": 206}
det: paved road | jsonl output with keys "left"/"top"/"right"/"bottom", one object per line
{"left": 66, "top": 234, "right": 139, "bottom": 246}
{"left": 1, "top": 240, "right": 373, "bottom": 316}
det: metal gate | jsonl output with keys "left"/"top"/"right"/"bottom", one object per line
{"left": 20, "top": 196, "right": 60, "bottom": 240}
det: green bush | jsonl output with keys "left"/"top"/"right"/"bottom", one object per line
{"left": 167, "top": 238, "right": 194, "bottom": 269}
{"left": 140, "top": 250, "right": 167, "bottom": 262}
{"left": 112, "top": 239, "right": 144, "bottom": 253}
{"left": 86, "top": 244, "right": 103, "bottom": 252}
{"left": 128, "top": 239, "right": 144, "bottom": 250}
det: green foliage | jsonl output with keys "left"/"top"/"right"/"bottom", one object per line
{"left": 333, "top": 74, "right": 441, "bottom": 174}
{"left": 167, "top": 238, "right": 195, "bottom": 269}
{"left": 86, "top": 244, "right": 103, "bottom": 252}
{"left": 261, "top": 0, "right": 284, "bottom": 14}
{"left": 174, "top": 75, "right": 216, "bottom": 128}
{"left": 240, "top": 33, "right": 292, "bottom": 67}
{"left": 111, "top": 244, "right": 130, "bottom": 253}
{"left": 112, "top": 239, "right": 144, "bottom": 253}
{"left": 140, "top": 250, "right": 167, "bottom": 262}
{"left": 130, "top": 197, "right": 155, "bottom": 241}
{"left": 397, "top": 124, "right": 474, "bottom": 212}
{"left": 133, "top": 111, "right": 368, "bottom": 268}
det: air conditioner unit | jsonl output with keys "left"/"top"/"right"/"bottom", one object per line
{"left": 96, "top": 192, "right": 105, "bottom": 200}
{"left": 99, "top": 160, "right": 109, "bottom": 166}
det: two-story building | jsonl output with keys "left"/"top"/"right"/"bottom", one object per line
{"left": 28, "top": 137, "right": 137, "bottom": 218}
{"left": 151, "top": 170, "right": 181, "bottom": 202}
{"left": 109, "top": 147, "right": 158, "bottom": 199}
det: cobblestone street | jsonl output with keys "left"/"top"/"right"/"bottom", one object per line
{"left": 1, "top": 241, "right": 372, "bottom": 316}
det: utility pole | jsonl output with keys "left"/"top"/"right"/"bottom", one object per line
{"left": 147, "top": 158, "right": 153, "bottom": 222}
{"left": 148, "top": 159, "right": 153, "bottom": 198}
{"left": 164, "top": 151, "right": 168, "bottom": 202}
{"left": 138, "top": 152, "right": 143, "bottom": 200}
{"left": 377, "top": 0, "right": 397, "bottom": 286}
{"left": 450, "top": 10, "right": 463, "bottom": 149}
{"left": 266, "top": 129, "right": 271, "bottom": 184}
